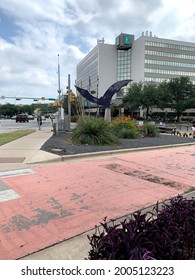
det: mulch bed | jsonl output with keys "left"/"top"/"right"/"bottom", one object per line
{"left": 41, "top": 131, "right": 195, "bottom": 156}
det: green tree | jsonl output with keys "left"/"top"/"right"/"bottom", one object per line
{"left": 123, "top": 81, "right": 159, "bottom": 120}
{"left": 0, "top": 103, "right": 58, "bottom": 117}
{"left": 158, "top": 80, "right": 171, "bottom": 110}
{"left": 123, "top": 82, "right": 142, "bottom": 117}
{"left": 159, "top": 76, "right": 195, "bottom": 122}
{"left": 0, "top": 103, "right": 18, "bottom": 117}
{"left": 141, "top": 81, "right": 159, "bottom": 120}
{"left": 62, "top": 94, "right": 79, "bottom": 116}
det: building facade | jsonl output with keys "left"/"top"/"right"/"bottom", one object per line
{"left": 76, "top": 32, "right": 195, "bottom": 112}
{"left": 76, "top": 39, "right": 117, "bottom": 102}
{"left": 133, "top": 31, "right": 195, "bottom": 85}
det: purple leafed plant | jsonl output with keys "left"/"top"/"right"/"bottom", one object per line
{"left": 87, "top": 195, "right": 195, "bottom": 260}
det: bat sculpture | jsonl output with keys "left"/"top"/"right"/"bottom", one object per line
{"left": 75, "top": 79, "right": 132, "bottom": 108}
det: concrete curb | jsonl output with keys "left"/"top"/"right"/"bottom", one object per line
{"left": 27, "top": 141, "right": 195, "bottom": 165}
{"left": 60, "top": 141, "right": 195, "bottom": 162}
{"left": 28, "top": 156, "right": 62, "bottom": 165}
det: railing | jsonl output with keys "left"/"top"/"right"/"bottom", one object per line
{"left": 157, "top": 124, "right": 193, "bottom": 137}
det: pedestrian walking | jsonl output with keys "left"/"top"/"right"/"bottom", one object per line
{"left": 37, "top": 115, "right": 42, "bottom": 130}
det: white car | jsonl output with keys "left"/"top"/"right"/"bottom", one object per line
{"left": 28, "top": 115, "right": 34, "bottom": 120}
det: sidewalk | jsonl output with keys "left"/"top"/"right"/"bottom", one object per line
{"left": 1, "top": 126, "right": 195, "bottom": 170}
{"left": 0, "top": 129, "right": 195, "bottom": 260}
{"left": 0, "top": 127, "right": 61, "bottom": 172}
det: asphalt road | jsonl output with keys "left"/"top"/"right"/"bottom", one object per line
{"left": 0, "top": 118, "right": 53, "bottom": 134}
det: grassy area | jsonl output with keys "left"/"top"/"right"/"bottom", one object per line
{"left": 0, "top": 129, "right": 36, "bottom": 146}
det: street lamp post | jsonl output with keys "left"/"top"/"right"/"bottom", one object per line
{"left": 67, "top": 74, "right": 71, "bottom": 131}
{"left": 57, "top": 54, "right": 64, "bottom": 131}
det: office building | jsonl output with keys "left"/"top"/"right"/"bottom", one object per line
{"left": 76, "top": 32, "right": 195, "bottom": 112}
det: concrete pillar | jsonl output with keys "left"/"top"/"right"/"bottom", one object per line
{"left": 104, "top": 108, "right": 111, "bottom": 122}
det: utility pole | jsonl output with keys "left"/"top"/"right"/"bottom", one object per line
{"left": 57, "top": 54, "right": 64, "bottom": 131}
{"left": 96, "top": 75, "right": 99, "bottom": 116}
{"left": 57, "top": 54, "right": 61, "bottom": 101}
{"left": 67, "top": 74, "right": 71, "bottom": 131}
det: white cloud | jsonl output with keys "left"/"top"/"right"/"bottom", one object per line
{"left": 0, "top": 0, "right": 195, "bottom": 104}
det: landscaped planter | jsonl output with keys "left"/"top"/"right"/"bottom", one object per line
{"left": 87, "top": 195, "right": 195, "bottom": 260}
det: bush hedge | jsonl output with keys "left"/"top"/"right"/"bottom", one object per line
{"left": 140, "top": 123, "right": 158, "bottom": 137}
{"left": 109, "top": 117, "right": 158, "bottom": 139}
{"left": 87, "top": 195, "right": 195, "bottom": 260}
{"left": 70, "top": 116, "right": 158, "bottom": 145}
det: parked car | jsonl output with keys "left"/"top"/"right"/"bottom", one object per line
{"left": 16, "top": 114, "right": 29, "bottom": 122}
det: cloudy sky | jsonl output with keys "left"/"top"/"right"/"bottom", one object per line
{"left": 0, "top": 0, "right": 195, "bottom": 104}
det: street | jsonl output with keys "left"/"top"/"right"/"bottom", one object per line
{"left": 0, "top": 118, "right": 53, "bottom": 134}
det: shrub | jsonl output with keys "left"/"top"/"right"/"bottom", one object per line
{"left": 87, "top": 195, "right": 195, "bottom": 260}
{"left": 116, "top": 127, "right": 139, "bottom": 139}
{"left": 140, "top": 123, "right": 158, "bottom": 137}
{"left": 109, "top": 116, "right": 139, "bottom": 138}
{"left": 70, "top": 116, "right": 120, "bottom": 145}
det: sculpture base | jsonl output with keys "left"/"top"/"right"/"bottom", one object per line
{"left": 104, "top": 108, "right": 111, "bottom": 122}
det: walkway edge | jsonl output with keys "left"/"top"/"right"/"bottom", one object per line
{"left": 60, "top": 142, "right": 195, "bottom": 162}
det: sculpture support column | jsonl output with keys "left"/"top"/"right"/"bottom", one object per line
{"left": 104, "top": 107, "right": 111, "bottom": 122}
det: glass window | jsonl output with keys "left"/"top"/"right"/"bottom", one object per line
{"left": 145, "top": 41, "right": 195, "bottom": 52}
{"left": 145, "top": 49, "right": 195, "bottom": 60}
{"left": 117, "top": 49, "right": 131, "bottom": 82}
{"left": 145, "top": 59, "right": 195, "bottom": 68}
{"left": 145, "top": 68, "right": 195, "bottom": 76}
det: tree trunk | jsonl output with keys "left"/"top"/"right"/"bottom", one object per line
{"left": 146, "top": 107, "right": 149, "bottom": 121}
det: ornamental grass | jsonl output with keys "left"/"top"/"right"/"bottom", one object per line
{"left": 70, "top": 116, "right": 120, "bottom": 146}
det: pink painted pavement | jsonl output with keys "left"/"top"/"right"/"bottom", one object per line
{"left": 0, "top": 145, "right": 194, "bottom": 259}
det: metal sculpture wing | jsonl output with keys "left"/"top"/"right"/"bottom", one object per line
{"left": 74, "top": 87, "right": 98, "bottom": 104}
{"left": 75, "top": 79, "right": 132, "bottom": 107}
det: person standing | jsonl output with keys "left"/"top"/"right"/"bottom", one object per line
{"left": 37, "top": 115, "right": 42, "bottom": 130}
